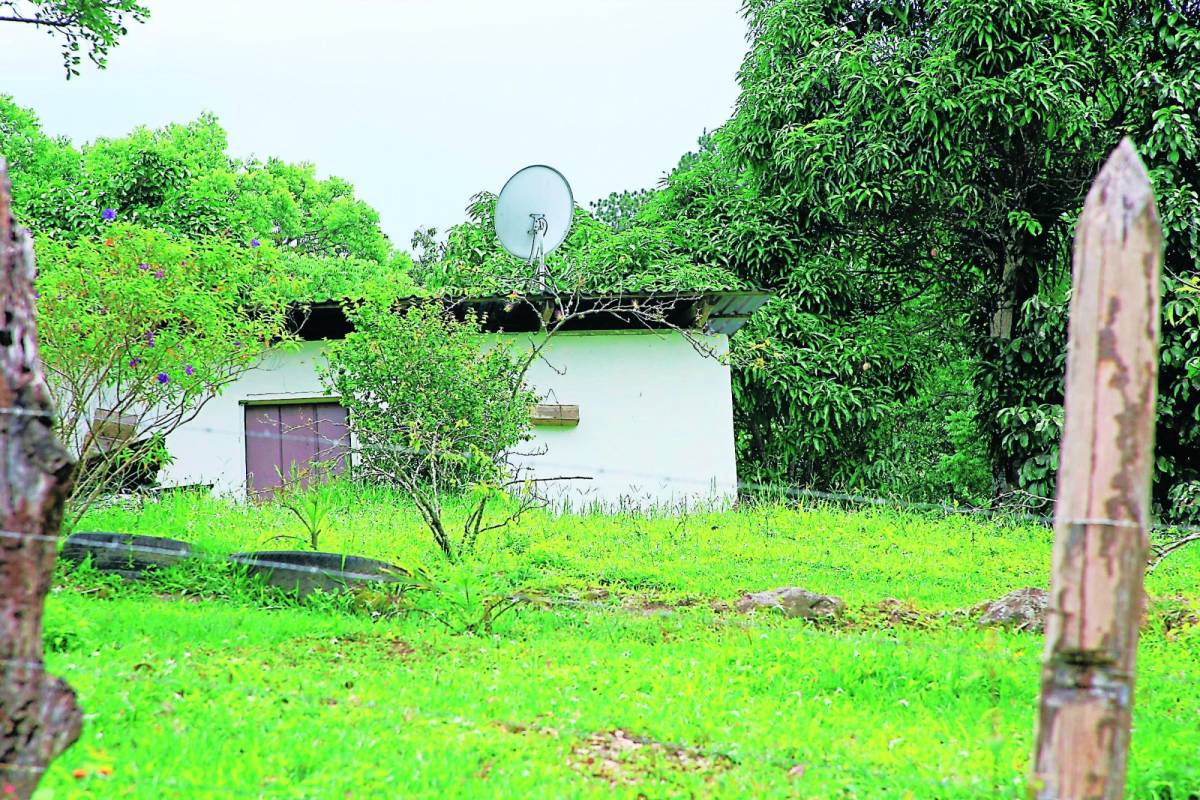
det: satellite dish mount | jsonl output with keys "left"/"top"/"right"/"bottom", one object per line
{"left": 495, "top": 165, "right": 574, "bottom": 293}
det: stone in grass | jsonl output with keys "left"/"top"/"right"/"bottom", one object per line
{"left": 974, "top": 587, "right": 1048, "bottom": 632}
{"left": 733, "top": 588, "right": 846, "bottom": 621}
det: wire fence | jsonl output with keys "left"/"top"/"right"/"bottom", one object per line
{"left": 1, "top": 402, "right": 1196, "bottom": 583}
{"left": 42, "top": 408, "right": 1195, "bottom": 534}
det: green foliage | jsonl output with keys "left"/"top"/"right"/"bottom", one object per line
{"left": 589, "top": 187, "right": 654, "bottom": 233}
{"left": 0, "top": 98, "right": 402, "bottom": 275}
{"left": 643, "top": 133, "right": 946, "bottom": 495}
{"left": 35, "top": 225, "right": 293, "bottom": 519}
{"left": 852, "top": 360, "right": 996, "bottom": 507}
{"left": 320, "top": 303, "right": 537, "bottom": 561}
{"left": 0, "top": 97, "right": 422, "bottom": 518}
{"left": 0, "top": 0, "right": 148, "bottom": 77}
{"left": 267, "top": 479, "right": 341, "bottom": 551}
{"left": 403, "top": 558, "right": 545, "bottom": 635}
{"left": 414, "top": 192, "right": 745, "bottom": 295}
{"left": 253, "top": 251, "right": 417, "bottom": 306}
{"left": 641, "top": 0, "right": 1200, "bottom": 516}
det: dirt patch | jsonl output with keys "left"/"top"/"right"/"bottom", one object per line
{"left": 569, "top": 729, "right": 734, "bottom": 786}
{"left": 620, "top": 596, "right": 701, "bottom": 617}
{"left": 155, "top": 593, "right": 202, "bottom": 604}
{"left": 863, "top": 598, "right": 937, "bottom": 628}
{"left": 297, "top": 633, "right": 416, "bottom": 659}
{"left": 1151, "top": 595, "right": 1200, "bottom": 633}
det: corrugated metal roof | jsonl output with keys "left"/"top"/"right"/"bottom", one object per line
{"left": 704, "top": 292, "right": 772, "bottom": 336}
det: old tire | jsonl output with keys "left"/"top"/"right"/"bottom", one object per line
{"left": 228, "top": 551, "right": 406, "bottom": 598}
{"left": 61, "top": 532, "right": 192, "bottom": 579}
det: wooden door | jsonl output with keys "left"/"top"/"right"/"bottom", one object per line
{"left": 244, "top": 402, "right": 349, "bottom": 499}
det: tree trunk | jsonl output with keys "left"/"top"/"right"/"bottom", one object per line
{"left": 0, "top": 160, "right": 81, "bottom": 797}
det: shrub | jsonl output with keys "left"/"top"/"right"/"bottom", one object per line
{"left": 35, "top": 224, "right": 292, "bottom": 523}
{"left": 320, "top": 302, "right": 537, "bottom": 562}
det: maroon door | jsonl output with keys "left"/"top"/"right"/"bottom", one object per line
{"left": 244, "top": 402, "right": 349, "bottom": 499}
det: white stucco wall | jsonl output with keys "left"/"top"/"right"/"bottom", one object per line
{"left": 513, "top": 331, "right": 737, "bottom": 509}
{"left": 159, "top": 330, "right": 738, "bottom": 509}
{"left": 159, "top": 340, "right": 332, "bottom": 497}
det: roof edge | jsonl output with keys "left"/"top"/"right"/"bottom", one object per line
{"left": 289, "top": 290, "right": 772, "bottom": 341}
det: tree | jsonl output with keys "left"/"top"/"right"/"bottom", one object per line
{"left": 35, "top": 224, "right": 293, "bottom": 524}
{"left": 0, "top": 1, "right": 148, "bottom": 77}
{"left": 643, "top": 132, "right": 957, "bottom": 496}
{"left": 0, "top": 99, "right": 399, "bottom": 267}
{"left": 0, "top": 97, "right": 425, "bottom": 517}
{"left": 589, "top": 188, "right": 654, "bottom": 233}
{"left": 0, "top": 159, "right": 82, "bottom": 800}
{"left": 649, "top": 0, "right": 1200, "bottom": 513}
{"left": 413, "top": 191, "right": 745, "bottom": 295}
{"left": 320, "top": 302, "right": 537, "bottom": 563}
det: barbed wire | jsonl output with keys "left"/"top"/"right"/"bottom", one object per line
{"left": 29, "top": 563, "right": 1200, "bottom": 690}
{"left": 0, "top": 403, "right": 1186, "bottom": 534}
{"left": 3, "top": 403, "right": 1198, "bottom": 585}
{"left": 94, "top": 415, "right": 1200, "bottom": 541}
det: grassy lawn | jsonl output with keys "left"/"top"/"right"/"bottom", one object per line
{"left": 35, "top": 492, "right": 1200, "bottom": 798}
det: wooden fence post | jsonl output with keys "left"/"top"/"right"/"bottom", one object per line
{"left": 1031, "top": 139, "right": 1162, "bottom": 799}
{"left": 0, "top": 160, "right": 81, "bottom": 797}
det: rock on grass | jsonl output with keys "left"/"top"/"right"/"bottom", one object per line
{"left": 973, "top": 587, "right": 1048, "bottom": 632}
{"left": 733, "top": 588, "right": 846, "bottom": 621}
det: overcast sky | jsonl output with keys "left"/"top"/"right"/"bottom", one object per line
{"left": 1, "top": 0, "right": 749, "bottom": 247}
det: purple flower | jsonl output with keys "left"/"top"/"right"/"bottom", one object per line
{"left": 129, "top": 358, "right": 141, "bottom": 368}
{"left": 33, "top": 291, "right": 40, "bottom": 299}
{"left": 145, "top": 331, "right": 156, "bottom": 347}
{"left": 101, "top": 208, "right": 117, "bottom": 222}
{"left": 157, "top": 372, "right": 170, "bottom": 384}
{"left": 153, "top": 269, "right": 164, "bottom": 280}
{"left": 250, "top": 239, "right": 261, "bottom": 248}
{"left": 138, "top": 263, "right": 150, "bottom": 271}
{"left": 184, "top": 364, "right": 195, "bottom": 377}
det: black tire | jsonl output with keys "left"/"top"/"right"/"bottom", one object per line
{"left": 61, "top": 532, "right": 192, "bottom": 577}
{"left": 228, "top": 551, "right": 406, "bottom": 597}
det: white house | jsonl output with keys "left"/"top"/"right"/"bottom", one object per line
{"left": 156, "top": 292, "right": 769, "bottom": 509}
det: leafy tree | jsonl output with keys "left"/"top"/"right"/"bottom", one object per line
{"left": 0, "top": 0, "right": 148, "bottom": 77}
{"left": 414, "top": 192, "right": 745, "bottom": 295}
{"left": 0, "top": 98, "right": 430, "bottom": 521}
{"left": 35, "top": 224, "right": 293, "bottom": 524}
{"left": 319, "top": 302, "right": 538, "bottom": 563}
{"left": 589, "top": 188, "right": 654, "bottom": 233}
{"left": 649, "top": 0, "right": 1200, "bottom": 514}
{"left": 0, "top": 98, "right": 399, "bottom": 267}
{"left": 643, "top": 131, "right": 947, "bottom": 492}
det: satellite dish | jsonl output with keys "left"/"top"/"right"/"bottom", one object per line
{"left": 494, "top": 165, "right": 574, "bottom": 287}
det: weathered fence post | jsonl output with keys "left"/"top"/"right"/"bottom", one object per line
{"left": 1031, "top": 139, "right": 1161, "bottom": 799}
{"left": 0, "top": 160, "right": 81, "bottom": 797}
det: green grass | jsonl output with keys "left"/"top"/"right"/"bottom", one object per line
{"left": 34, "top": 489, "right": 1200, "bottom": 798}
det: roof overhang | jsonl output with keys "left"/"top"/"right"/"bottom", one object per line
{"left": 289, "top": 291, "right": 771, "bottom": 341}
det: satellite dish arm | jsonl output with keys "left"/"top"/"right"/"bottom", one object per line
{"left": 529, "top": 213, "right": 549, "bottom": 291}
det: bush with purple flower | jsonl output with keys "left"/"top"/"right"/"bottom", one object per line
{"left": 34, "top": 225, "right": 294, "bottom": 517}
